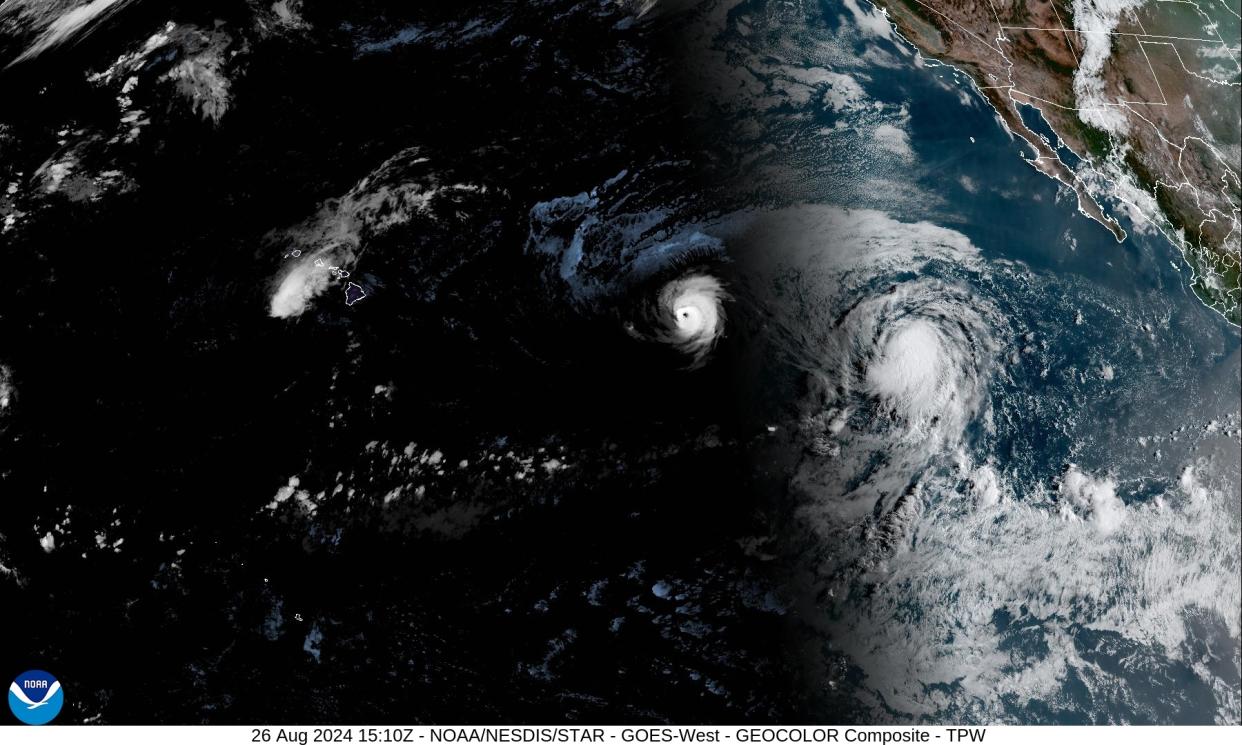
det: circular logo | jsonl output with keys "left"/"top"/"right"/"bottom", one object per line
{"left": 8, "top": 670, "right": 63, "bottom": 725}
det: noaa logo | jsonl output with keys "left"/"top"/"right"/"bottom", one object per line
{"left": 8, "top": 670, "right": 63, "bottom": 725}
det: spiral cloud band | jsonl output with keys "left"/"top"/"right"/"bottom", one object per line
{"left": 630, "top": 272, "right": 729, "bottom": 369}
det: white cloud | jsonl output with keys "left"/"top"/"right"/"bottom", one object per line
{"left": 841, "top": 0, "right": 894, "bottom": 41}
{"left": 969, "top": 464, "right": 1002, "bottom": 506}
{"left": 820, "top": 460, "right": 1239, "bottom": 719}
{"left": 1179, "top": 465, "right": 1210, "bottom": 502}
{"left": 1070, "top": 0, "right": 1144, "bottom": 135}
{"left": 9, "top": 0, "right": 134, "bottom": 66}
{"left": 1060, "top": 463, "right": 1125, "bottom": 534}
{"left": 267, "top": 148, "right": 483, "bottom": 318}
{"left": 872, "top": 122, "right": 913, "bottom": 158}
{"left": 0, "top": 363, "right": 13, "bottom": 410}
{"left": 820, "top": 71, "right": 869, "bottom": 112}
{"left": 269, "top": 1, "right": 308, "bottom": 29}
{"left": 269, "top": 251, "right": 336, "bottom": 318}
{"left": 88, "top": 22, "right": 236, "bottom": 127}
{"left": 163, "top": 35, "right": 233, "bottom": 123}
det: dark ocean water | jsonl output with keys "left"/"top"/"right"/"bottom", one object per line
{"left": 1, "top": 0, "right": 1238, "bottom": 726}
{"left": 678, "top": 0, "right": 1240, "bottom": 723}
{"left": 0, "top": 0, "right": 798, "bottom": 723}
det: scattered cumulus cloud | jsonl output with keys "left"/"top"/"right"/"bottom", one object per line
{"left": 872, "top": 122, "right": 914, "bottom": 158}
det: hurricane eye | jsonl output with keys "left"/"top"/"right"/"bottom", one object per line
{"left": 627, "top": 272, "right": 729, "bottom": 370}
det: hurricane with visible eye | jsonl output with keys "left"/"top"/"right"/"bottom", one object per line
{"left": 634, "top": 273, "right": 729, "bottom": 369}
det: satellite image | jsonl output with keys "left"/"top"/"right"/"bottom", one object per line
{"left": 1, "top": 0, "right": 1239, "bottom": 727}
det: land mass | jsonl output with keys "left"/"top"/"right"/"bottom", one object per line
{"left": 868, "top": 0, "right": 1241, "bottom": 325}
